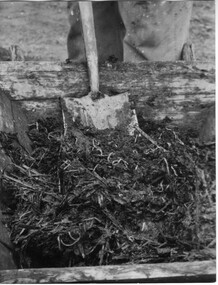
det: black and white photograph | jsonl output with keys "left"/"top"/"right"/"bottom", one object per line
{"left": 0, "top": 0, "right": 215, "bottom": 283}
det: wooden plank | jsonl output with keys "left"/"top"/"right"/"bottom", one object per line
{"left": 0, "top": 90, "right": 14, "bottom": 133}
{"left": 0, "top": 212, "right": 17, "bottom": 271}
{"left": 0, "top": 146, "right": 11, "bottom": 173}
{"left": 0, "top": 61, "right": 214, "bottom": 100}
{"left": 11, "top": 101, "right": 32, "bottom": 153}
{"left": 0, "top": 89, "right": 31, "bottom": 153}
{"left": 0, "top": 260, "right": 215, "bottom": 283}
{"left": 0, "top": 62, "right": 89, "bottom": 100}
{"left": 0, "top": 61, "right": 215, "bottom": 131}
{"left": 19, "top": 99, "right": 61, "bottom": 124}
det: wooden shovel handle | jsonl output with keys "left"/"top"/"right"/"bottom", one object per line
{"left": 79, "top": 2, "right": 99, "bottom": 93}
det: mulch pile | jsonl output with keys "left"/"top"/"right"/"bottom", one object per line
{"left": 0, "top": 117, "right": 215, "bottom": 268}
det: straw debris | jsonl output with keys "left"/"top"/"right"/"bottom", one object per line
{"left": 0, "top": 116, "right": 215, "bottom": 268}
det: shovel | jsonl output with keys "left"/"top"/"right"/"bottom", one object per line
{"left": 70, "top": 2, "right": 137, "bottom": 133}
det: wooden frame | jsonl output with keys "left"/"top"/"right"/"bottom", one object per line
{"left": 0, "top": 61, "right": 215, "bottom": 130}
{"left": 0, "top": 0, "right": 216, "bottom": 282}
{"left": 0, "top": 260, "right": 216, "bottom": 283}
{"left": 0, "top": 60, "right": 216, "bottom": 283}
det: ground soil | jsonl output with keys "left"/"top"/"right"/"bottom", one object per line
{"left": 0, "top": 1, "right": 215, "bottom": 61}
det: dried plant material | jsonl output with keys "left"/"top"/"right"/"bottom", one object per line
{"left": 0, "top": 117, "right": 215, "bottom": 268}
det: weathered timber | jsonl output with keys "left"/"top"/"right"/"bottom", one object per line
{"left": 0, "top": 61, "right": 214, "bottom": 100}
{"left": 0, "top": 90, "right": 31, "bottom": 153}
{"left": 0, "top": 260, "right": 215, "bottom": 283}
{"left": 0, "top": 91, "right": 14, "bottom": 133}
{"left": 0, "top": 211, "right": 17, "bottom": 271}
{"left": 0, "top": 61, "right": 215, "bottom": 130}
{"left": 0, "top": 94, "right": 30, "bottom": 271}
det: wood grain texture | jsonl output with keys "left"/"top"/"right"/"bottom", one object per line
{"left": 0, "top": 61, "right": 214, "bottom": 99}
{"left": 0, "top": 89, "right": 31, "bottom": 153}
{"left": 0, "top": 211, "right": 16, "bottom": 271}
{"left": 0, "top": 260, "right": 215, "bottom": 283}
{"left": 0, "top": 61, "right": 215, "bottom": 130}
{"left": 11, "top": 101, "right": 32, "bottom": 153}
{"left": 0, "top": 90, "right": 14, "bottom": 133}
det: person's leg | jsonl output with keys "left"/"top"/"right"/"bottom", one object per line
{"left": 118, "top": 1, "right": 193, "bottom": 62}
{"left": 67, "top": 2, "right": 124, "bottom": 62}
{"left": 67, "top": 2, "right": 85, "bottom": 61}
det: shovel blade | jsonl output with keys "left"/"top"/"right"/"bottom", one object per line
{"left": 65, "top": 92, "right": 137, "bottom": 131}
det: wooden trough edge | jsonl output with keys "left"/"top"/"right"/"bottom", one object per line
{"left": 0, "top": 61, "right": 215, "bottom": 101}
{"left": 0, "top": 60, "right": 215, "bottom": 132}
{"left": 0, "top": 260, "right": 216, "bottom": 283}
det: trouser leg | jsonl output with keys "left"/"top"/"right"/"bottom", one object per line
{"left": 67, "top": 2, "right": 124, "bottom": 62}
{"left": 118, "top": 1, "right": 193, "bottom": 62}
{"left": 67, "top": 2, "right": 85, "bottom": 61}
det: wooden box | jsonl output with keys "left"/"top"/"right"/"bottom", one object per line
{"left": 0, "top": 61, "right": 215, "bottom": 283}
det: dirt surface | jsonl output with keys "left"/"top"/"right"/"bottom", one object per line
{"left": 0, "top": 2, "right": 69, "bottom": 61}
{"left": 0, "top": 1, "right": 215, "bottom": 61}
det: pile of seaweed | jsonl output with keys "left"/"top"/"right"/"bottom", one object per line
{"left": 0, "top": 117, "right": 215, "bottom": 268}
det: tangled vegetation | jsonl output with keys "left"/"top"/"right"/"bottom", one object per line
{"left": 0, "top": 116, "right": 215, "bottom": 268}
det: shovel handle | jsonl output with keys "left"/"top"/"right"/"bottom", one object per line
{"left": 79, "top": 2, "right": 99, "bottom": 93}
